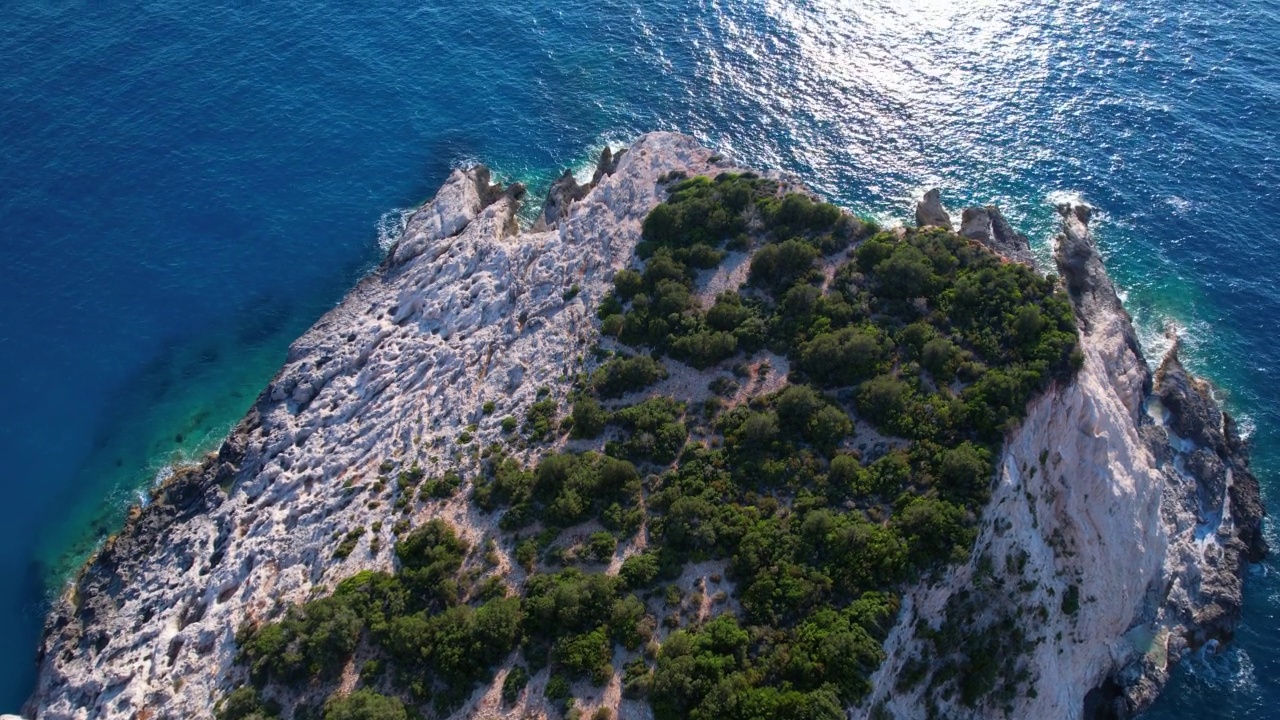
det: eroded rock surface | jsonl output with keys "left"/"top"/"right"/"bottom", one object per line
{"left": 915, "top": 188, "right": 953, "bottom": 230}
{"left": 959, "top": 205, "right": 1038, "bottom": 269}
{"left": 25, "top": 133, "right": 737, "bottom": 720}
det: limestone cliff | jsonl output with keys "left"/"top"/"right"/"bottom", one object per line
{"left": 23, "top": 134, "right": 1264, "bottom": 720}
{"left": 864, "top": 199, "right": 1266, "bottom": 719}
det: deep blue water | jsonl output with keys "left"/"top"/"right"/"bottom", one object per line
{"left": 2, "top": 0, "right": 1277, "bottom": 715}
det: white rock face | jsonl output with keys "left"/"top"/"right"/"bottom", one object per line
{"left": 24, "top": 133, "right": 740, "bottom": 720}
{"left": 23, "top": 138, "right": 1262, "bottom": 720}
{"left": 862, "top": 203, "right": 1264, "bottom": 719}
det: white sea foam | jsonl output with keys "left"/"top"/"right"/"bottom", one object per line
{"left": 1131, "top": 311, "right": 1180, "bottom": 370}
{"left": 1178, "top": 645, "right": 1259, "bottom": 697}
{"left": 376, "top": 207, "right": 415, "bottom": 252}
{"left": 138, "top": 463, "right": 176, "bottom": 508}
{"left": 572, "top": 134, "right": 633, "bottom": 185}
{"left": 1235, "top": 413, "right": 1256, "bottom": 441}
{"left": 152, "top": 462, "right": 174, "bottom": 487}
{"left": 873, "top": 212, "right": 905, "bottom": 230}
{"left": 1166, "top": 195, "right": 1194, "bottom": 215}
{"left": 1044, "top": 190, "right": 1120, "bottom": 230}
{"left": 1044, "top": 189, "right": 1090, "bottom": 208}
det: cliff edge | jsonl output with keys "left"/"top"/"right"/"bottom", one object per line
{"left": 866, "top": 197, "right": 1266, "bottom": 719}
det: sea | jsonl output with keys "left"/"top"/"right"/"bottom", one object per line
{"left": 1, "top": 0, "right": 1276, "bottom": 715}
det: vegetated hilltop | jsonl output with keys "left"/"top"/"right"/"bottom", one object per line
{"left": 25, "top": 134, "right": 1264, "bottom": 720}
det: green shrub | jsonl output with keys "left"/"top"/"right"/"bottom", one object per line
{"left": 554, "top": 627, "right": 613, "bottom": 684}
{"left": 798, "top": 327, "right": 890, "bottom": 387}
{"left": 545, "top": 674, "right": 573, "bottom": 707}
{"left": 614, "top": 269, "right": 645, "bottom": 299}
{"left": 1062, "top": 584, "right": 1081, "bottom": 615}
{"left": 503, "top": 665, "right": 530, "bottom": 704}
{"left": 571, "top": 396, "right": 611, "bottom": 439}
{"left": 619, "top": 552, "right": 660, "bottom": 589}
{"left": 856, "top": 375, "right": 915, "bottom": 435}
{"left": 937, "top": 442, "right": 993, "bottom": 505}
{"left": 421, "top": 471, "right": 462, "bottom": 500}
{"left": 806, "top": 405, "right": 853, "bottom": 454}
{"left": 612, "top": 397, "right": 688, "bottom": 463}
{"left": 592, "top": 355, "right": 669, "bottom": 398}
{"left": 473, "top": 457, "right": 533, "bottom": 512}
{"left": 670, "top": 329, "right": 738, "bottom": 369}
{"left": 323, "top": 690, "right": 407, "bottom": 720}
{"left": 587, "top": 531, "right": 617, "bottom": 562}
{"left": 639, "top": 174, "right": 773, "bottom": 255}
{"left": 216, "top": 687, "right": 279, "bottom": 720}
{"left": 748, "top": 239, "right": 820, "bottom": 294}
{"left": 515, "top": 539, "right": 537, "bottom": 571}
{"left": 528, "top": 569, "right": 615, "bottom": 618}
{"left": 874, "top": 243, "right": 937, "bottom": 299}
{"left": 239, "top": 594, "right": 363, "bottom": 683}
{"left": 333, "top": 527, "right": 365, "bottom": 560}
{"left": 526, "top": 397, "right": 559, "bottom": 441}
{"left": 764, "top": 193, "right": 844, "bottom": 241}
{"left": 706, "top": 292, "right": 752, "bottom": 332}
{"left": 893, "top": 496, "right": 974, "bottom": 566}
{"left": 395, "top": 520, "right": 467, "bottom": 603}
{"left": 601, "top": 313, "right": 626, "bottom": 337}
{"left": 921, "top": 337, "right": 961, "bottom": 381}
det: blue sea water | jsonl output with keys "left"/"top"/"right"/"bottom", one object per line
{"left": 1, "top": 0, "right": 1277, "bottom": 715}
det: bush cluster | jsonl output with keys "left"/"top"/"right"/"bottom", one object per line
{"left": 237, "top": 521, "right": 521, "bottom": 715}
{"left": 472, "top": 451, "right": 644, "bottom": 535}
{"left": 227, "top": 175, "right": 1078, "bottom": 718}
{"left": 600, "top": 173, "right": 867, "bottom": 371}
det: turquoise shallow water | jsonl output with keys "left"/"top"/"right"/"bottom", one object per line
{"left": 1, "top": 0, "right": 1277, "bottom": 714}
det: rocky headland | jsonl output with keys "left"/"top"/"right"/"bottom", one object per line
{"left": 23, "top": 133, "right": 1265, "bottom": 720}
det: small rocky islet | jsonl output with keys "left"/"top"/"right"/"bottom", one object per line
{"left": 21, "top": 133, "right": 1266, "bottom": 720}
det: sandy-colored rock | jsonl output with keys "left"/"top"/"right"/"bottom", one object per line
{"left": 915, "top": 187, "right": 952, "bottom": 230}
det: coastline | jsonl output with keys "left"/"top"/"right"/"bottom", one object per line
{"left": 21, "top": 135, "right": 1267, "bottom": 720}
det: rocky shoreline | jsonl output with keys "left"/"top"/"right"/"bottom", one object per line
{"left": 865, "top": 195, "right": 1267, "bottom": 719}
{"left": 22, "top": 134, "right": 1265, "bottom": 719}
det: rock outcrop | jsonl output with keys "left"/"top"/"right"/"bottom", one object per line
{"left": 918, "top": 189, "right": 1038, "bottom": 269}
{"left": 914, "top": 188, "right": 953, "bottom": 230}
{"left": 23, "top": 139, "right": 1264, "bottom": 720}
{"left": 533, "top": 147, "right": 626, "bottom": 231}
{"left": 959, "top": 205, "right": 1038, "bottom": 269}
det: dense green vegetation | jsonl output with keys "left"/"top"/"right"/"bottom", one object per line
{"left": 472, "top": 451, "right": 644, "bottom": 534}
{"left": 225, "top": 173, "right": 1078, "bottom": 718}
{"left": 237, "top": 521, "right": 523, "bottom": 715}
